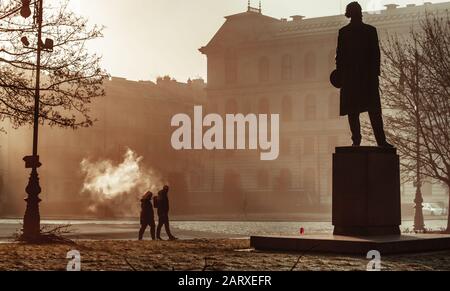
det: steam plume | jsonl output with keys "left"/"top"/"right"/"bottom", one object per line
{"left": 80, "top": 148, "right": 164, "bottom": 217}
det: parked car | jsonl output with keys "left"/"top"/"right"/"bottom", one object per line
{"left": 422, "top": 202, "right": 448, "bottom": 216}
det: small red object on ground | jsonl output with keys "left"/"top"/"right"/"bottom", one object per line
{"left": 300, "top": 228, "right": 305, "bottom": 235}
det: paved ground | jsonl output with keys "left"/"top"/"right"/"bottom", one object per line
{"left": 1, "top": 239, "right": 450, "bottom": 271}
{"left": 1, "top": 219, "right": 447, "bottom": 242}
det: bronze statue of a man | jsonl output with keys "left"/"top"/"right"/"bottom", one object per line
{"left": 335, "top": 2, "right": 393, "bottom": 148}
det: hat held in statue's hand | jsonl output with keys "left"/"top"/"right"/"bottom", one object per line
{"left": 330, "top": 69, "right": 342, "bottom": 89}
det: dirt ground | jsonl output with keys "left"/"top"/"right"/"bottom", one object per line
{"left": 1, "top": 239, "right": 450, "bottom": 271}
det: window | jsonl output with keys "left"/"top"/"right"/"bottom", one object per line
{"left": 280, "top": 138, "right": 291, "bottom": 156}
{"left": 305, "top": 95, "right": 317, "bottom": 120}
{"left": 303, "top": 168, "right": 316, "bottom": 197}
{"left": 190, "top": 171, "right": 203, "bottom": 189}
{"left": 225, "top": 98, "right": 239, "bottom": 150}
{"left": 328, "top": 93, "right": 340, "bottom": 119}
{"left": 257, "top": 169, "right": 269, "bottom": 189}
{"left": 225, "top": 51, "right": 238, "bottom": 84}
{"left": 281, "top": 54, "right": 293, "bottom": 80}
{"left": 282, "top": 96, "right": 293, "bottom": 122}
{"left": 207, "top": 101, "right": 218, "bottom": 114}
{"left": 305, "top": 52, "right": 317, "bottom": 79}
{"left": 276, "top": 169, "right": 292, "bottom": 191}
{"left": 259, "top": 56, "right": 270, "bottom": 82}
{"left": 168, "top": 172, "right": 188, "bottom": 199}
{"left": 304, "top": 137, "right": 315, "bottom": 155}
{"left": 258, "top": 98, "right": 270, "bottom": 115}
{"left": 225, "top": 98, "right": 238, "bottom": 113}
{"left": 224, "top": 169, "right": 241, "bottom": 192}
{"left": 243, "top": 99, "right": 252, "bottom": 115}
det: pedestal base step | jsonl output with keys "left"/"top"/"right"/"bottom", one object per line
{"left": 250, "top": 234, "right": 450, "bottom": 255}
{"left": 334, "top": 225, "right": 401, "bottom": 236}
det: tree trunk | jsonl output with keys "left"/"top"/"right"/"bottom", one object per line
{"left": 447, "top": 183, "right": 450, "bottom": 233}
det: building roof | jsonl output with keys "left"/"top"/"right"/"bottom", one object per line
{"left": 200, "top": 2, "right": 450, "bottom": 53}
{"left": 105, "top": 77, "right": 206, "bottom": 104}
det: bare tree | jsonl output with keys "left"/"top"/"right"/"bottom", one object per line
{"left": 0, "top": 0, "right": 106, "bottom": 130}
{"left": 378, "top": 12, "right": 450, "bottom": 232}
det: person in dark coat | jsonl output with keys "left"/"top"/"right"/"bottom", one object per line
{"left": 138, "top": 191, "right": 156, "bottom": 240}
{"left": 156, "top": 185, "right": 177, "bottom": 241}
{"left": 336, "top": 2, "right": 393, "bottom": 148}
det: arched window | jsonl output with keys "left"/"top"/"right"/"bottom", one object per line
{"left": 225, "top": 51, "right": 238, "bottom": 84}
{"left": 305, "top": 95, "right": 316, "bottom": 120}
{"left": 328, "top": 93, "right": 340, "bottom": 119}
{"left": 280, "top": 138, "right": 291, "bottom": 155}
{"left": 168, "top": 172, "right": 188, "bottom": 209}
{"left": 303, "top": 137, "right": 315, "bottom": 155}
{"left": 303, "top": 168, "right": 316, "bottom": 197}
{"left": 223, "top": 169, "right": 243, "bottom": 207}
{"left": 259, "top": 56, "right": 270, "bottom": 82}
{"left": 258, "top": 98, "right": 270, "bottom": 115}
{"left": 282, "top": 96, "right": 293, "bottom": 122}
{"left": 276, "top": 169, "right": 292, "bottom": 191}
{"left": 223, "top": 169, "right": 241, "bottom": 192}
{"left": 243, "top": 99, "right": 252, "bottom": 115}
{"left": 225, "top": 98, "right": 238, "bottom": 113}
{"left": 281, "top": 54, "right": 293, "bottom": 80}
{"left": 207, "top": 101, "right": 218, "bottom": 114}
{"left": 190, "top": 171, "right": 202, "bottom": 189}
{"left": 304, "top": 51, "right": 317, "bottom": 79}
{"left": 257, "top": 169, "right": 269, "bottom": 189}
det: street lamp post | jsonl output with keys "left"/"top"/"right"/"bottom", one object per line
{"left": 413, "top": 109, "right": 425, "bottom": 232}
{"left": 22, "top": 0, "right": 44, "bottom": 240}
{"left": 413, "top": 50, "right": 425, "bottom": 232}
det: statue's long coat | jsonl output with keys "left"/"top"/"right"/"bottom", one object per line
{"left": 336, "top": 22, "right": 382, "bottom": 116}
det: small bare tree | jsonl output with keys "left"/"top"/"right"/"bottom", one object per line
{"left": 0, "top": 0, "right": 106, "bottom": 130}
{"left": 379, "top": 12, "right": 450, "bottom": 232}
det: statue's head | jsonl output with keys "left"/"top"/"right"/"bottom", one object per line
{"left": 345, "top": 2, "right": 363, "bottom": 20}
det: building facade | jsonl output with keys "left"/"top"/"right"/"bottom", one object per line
{"left": 197, "top": 2, "right": 450, "bottom": 215}
{"left": 0, "top": 76, "right": 206, "bottom": 217}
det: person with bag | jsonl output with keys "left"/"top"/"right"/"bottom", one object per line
{"left": 138, "top": 191, "right": 156, "bottom": 240}
{"left": 156, "top": 185, "right": 177, "bottom": 241}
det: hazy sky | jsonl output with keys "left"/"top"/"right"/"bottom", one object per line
{"left": 69, "top": 0, "right": 449, "bottom": 82}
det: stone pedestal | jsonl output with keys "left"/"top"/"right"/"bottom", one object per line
{"left": 250, "top": 147, "right": 450, "bottom": 255}
{"left": 333, "top": 147, "right": 401, "bottom": 236}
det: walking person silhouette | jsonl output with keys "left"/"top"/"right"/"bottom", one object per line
{"left": 156, "top": 185, "right": 177, "bottom": 241}
{"left": 138, "top": 191, "right": 156, "bottom": 240}
{"left": 335, "top": 2, "right": 393, "bottom": 148}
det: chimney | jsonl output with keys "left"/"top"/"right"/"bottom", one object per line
{"left": 384, "top": 4, "right": 399, "bottom": 12}
{"left": 290, "top": 15, "right": 305, "bottom": 22}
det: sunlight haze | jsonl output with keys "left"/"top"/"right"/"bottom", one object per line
{"left": 69, "top": 0, "right": 450, "bottom": 82}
